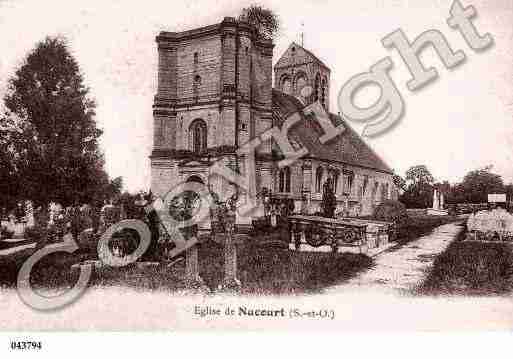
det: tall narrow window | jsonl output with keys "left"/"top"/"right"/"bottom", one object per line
{"left": 193, "top": 52, "right": 199, "bottom": 64}
{"left": 380, "top": 183, "right": 387, "bottom": 202}
{"left": 372, "top": 182, "right": 379, "bottom": 203}
{"left": 347, "top": 173, "right": 354, "bottom": 194}
{"left": 281, "top": 75, "right": 292, "bottom": 95}
{"left": 315, "top": 166, "right": 323, "bottom": 193}
{"left": 321, "top": 78, "right": 326, "bottom": 108}
{"left": 189, "top": 119, "right": 207, "bottom": 154}
{"left": 279, "top": 167, "right": 291, "bottom": 193}
{"left": 362, "top": 175, "right": 369, "bottom": 197}
{"left": 328, "top": 169, "right": 339, "bottom": 194}
{"left": 314, "top": 73, "right": 321, "bottom": 102}
{"left": 193, "top": 75, "right": 201, "bottom": 101}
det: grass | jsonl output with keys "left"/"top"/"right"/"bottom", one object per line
{"left": 417, "top": 229, "right": 513, "bottom": 296}
{"left": 395, "top": 214, "right": 462, "bottom": 246}
{"left": 0, "top": 238, "right": 34, "bottom": 251}
{"left": 199, "top": 240, "right": 372, "bottom": 294}
{"left": 0, "top": 238, "right": 372, "bottom": 295}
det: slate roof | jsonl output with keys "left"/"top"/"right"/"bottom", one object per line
{"left": 272, "top": 89, "right": 393, "bottom": 174}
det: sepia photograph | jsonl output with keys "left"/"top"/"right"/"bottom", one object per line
{"left": 0, "top": 0, "right": 512, "bottom": 348}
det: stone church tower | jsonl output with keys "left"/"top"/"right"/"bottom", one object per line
{"left": 273, "top": 42, "right": 331, "bottom": 111}
{"left": 150, "top": 17, "right": 274, "bottom": 209}
{"left": 151, "top": 18, "right": 397, "bottom": 222}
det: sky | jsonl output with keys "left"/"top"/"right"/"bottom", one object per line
{"left": 0, "top": 0, "right": 512, "bottom": 192}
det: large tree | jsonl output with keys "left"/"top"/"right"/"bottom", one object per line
{"left": 405, "top": 165, "right": 434, "bottom": 186}
{"left": 238, "top": 5, "right": 280, "bottom": 40}
{"left": 400, "top": 165, "right": 435, "bottom": 208}
{"left": 0, "top": 115, "right": 21, "bottom": 213}
{"left": 2, "top": 36, "right": 107, "bottom": 207}
{"left": 458, "top": 166, "right": 504, "bottom": 203}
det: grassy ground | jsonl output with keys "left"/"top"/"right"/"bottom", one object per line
{"left": 395, "top": 215, "right": 462, "bottom": 246}
{"left": 0, "top": 239, "right": 372, "bottom": 295}
{"left": 0, "top": 214, "right": 462, "bottom": 295}
{"left": 417, "top": 230, "right": 513, "bottom": 296}
{"left": 0, "top": 238, "right": 33, "bottom": 251}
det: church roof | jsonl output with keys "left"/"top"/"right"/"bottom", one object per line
{"left": 274, "top": 42, "right": 330, "bottom": 71}
{"left": 272, "top": 89, "right": 393, "bottom": 174}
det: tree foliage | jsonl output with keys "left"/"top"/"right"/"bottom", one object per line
{"left": 1, "top": 36, "right": 109, "bottom": 207}
{"left": 392, "top": 173, "right": 406, "bottom": 191}
{"left": 238, "top": 4, "right": 280, "bottom": 40}
{"left": 0, "top": 115, "right": 21, "bottom": 213}
{"left": 445, "top": 166, "right": 506, "bottom": 204}
{"left": 405, "top": 165, "right": 434, "bottom": 186}
{"left": 400, "top": 165, "right": 435, "bottom": 208}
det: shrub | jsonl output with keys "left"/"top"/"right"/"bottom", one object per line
{"left": 373, "top": 200, "right": 408, "bottom": 225}
{"left": 1, "top": 225, "right": 15, "bottom": 240}
{"left": 24, "top": 225, "right": 48, "bottom": 242}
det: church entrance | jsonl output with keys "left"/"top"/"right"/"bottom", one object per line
{"left": 186, "top": 175, "right": 204, "bottom": 184}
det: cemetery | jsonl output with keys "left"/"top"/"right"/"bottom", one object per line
{"left": 0, "top": 188, "right": 466, "bottom": 296}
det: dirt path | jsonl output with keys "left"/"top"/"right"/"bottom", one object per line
{"left": 333, "top": 222, "right": 464, "bottom": 293}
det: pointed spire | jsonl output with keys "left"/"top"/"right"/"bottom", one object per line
{"left": 300, "top": 21, "right": 305, "bottom": 47}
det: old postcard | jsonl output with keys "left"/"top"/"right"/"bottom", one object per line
{"left": 1, "top": 0, "right": 512, "bottom": 343}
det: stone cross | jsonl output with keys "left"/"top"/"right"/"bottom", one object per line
{"left": 220, "top": 209, "right": 241, "bottom": 290}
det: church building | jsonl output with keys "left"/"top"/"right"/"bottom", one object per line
{"left": 150, "top": 17, "right": 398, "bottom": 222}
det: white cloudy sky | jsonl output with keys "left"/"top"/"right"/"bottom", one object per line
{"left": 0, "top": 0, "right": 512, "bottom": 191}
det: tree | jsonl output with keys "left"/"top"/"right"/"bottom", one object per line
{"left": 2, "top": 36, "right": 106, "bottom": 207}
{"left": 405, "top": 165, "right": 434, "bottom": 186}
{"left": 459, "top": 166, "right": 504, "bottom": 203}
{"left": 392, "top": 173, "right": 407, "bottom": 192}
{"left": 400, "top": 165, "right": 435, "bottom": 208}
{"left": 238, "top": 5, "right": 280, "bottom": 40}
{"left": 0, "top": 115, "right": 21, "bottom": 213}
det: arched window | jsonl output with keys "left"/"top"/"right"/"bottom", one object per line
{"left": 372, "top": 182, "right": 379, "bottom": 203}
{"left": 347, "top": 172, "right": 354, "bottom": 194}
{"left": 193, "top": 52, "right": 199, "bottom": 64}
{"left": 189, "top": 119, "right": 207, "bottom": 154}
{"left": 380, "top": 183, "right": 387, "bottom": 202}
{"left": 281, "top": 75, "right": 292, "bottom": 95}
{"left": 362, "top": 175, "right": 369, "bottom": 197}
{"left": 279, "top": 167, "right": 291, "bottom": 193}
{"left": 294, "top": 73, "right": 307, "bottom": 95}
{"left": 314, "top": 73, "right": 321, "bottom": 102}
{"left": 332, "top": 170, "right": 340, "bottom": 194}
{"left": 315, "top": 166, "right": 324, "bottom": 193}
{"left": 327, "top": 169, "right": 339, "bottom": 194}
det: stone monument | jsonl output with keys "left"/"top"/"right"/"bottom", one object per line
{"left": 427, "top": 188, "right": 448, "bottom": 216}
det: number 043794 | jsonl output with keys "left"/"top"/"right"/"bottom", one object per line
{"left": 10, "top": 341, "right": 42, "bottom": 350}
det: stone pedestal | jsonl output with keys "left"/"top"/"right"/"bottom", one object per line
{"left": 184, "top": 243, "right": 208, "bottom": 291}
{"left": 219, "top": 232, "right": 241, "bottom": 290}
